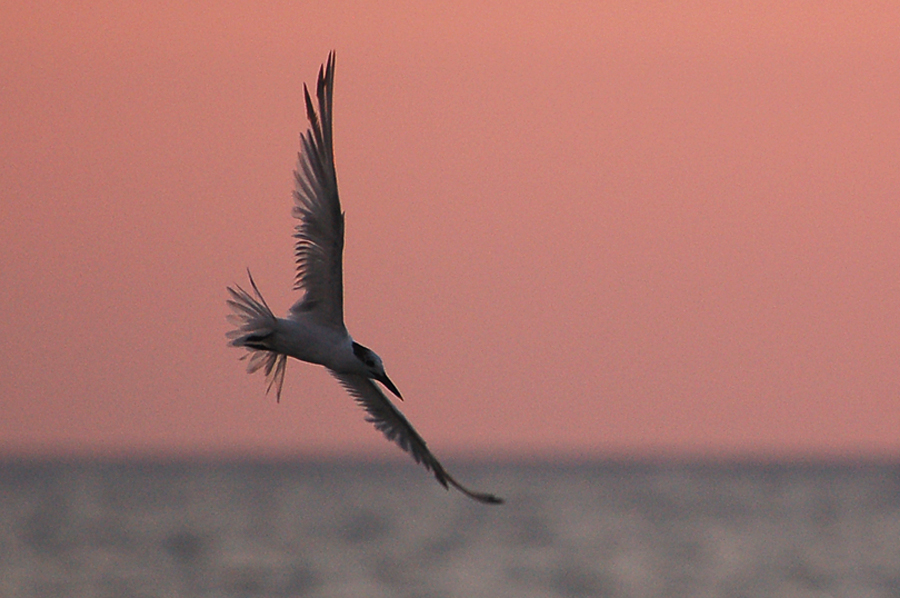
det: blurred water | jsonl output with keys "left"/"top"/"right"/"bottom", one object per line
{"left": 2, "top": 459, "right": 900, "bottom": 597}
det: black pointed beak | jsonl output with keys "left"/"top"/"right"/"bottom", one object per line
{"left": 377, "top": 373, "right": 403, "bottom": 400}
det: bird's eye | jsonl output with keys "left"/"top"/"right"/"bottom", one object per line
{"left": 365, "top": 359, "right": 375, "bottom": 367}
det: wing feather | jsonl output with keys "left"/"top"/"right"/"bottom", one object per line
{"left": 330, "top": 372, "right": 503, "bottom": 504}
{"left": 290, "top": 52, "right": 345, "bottom": 329}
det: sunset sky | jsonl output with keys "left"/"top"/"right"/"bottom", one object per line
{"left": 2, "top": 2, "right": 898, "bottom": 460}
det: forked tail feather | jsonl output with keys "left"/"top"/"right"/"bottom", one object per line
{"left": 226, "top": 270, "right": 287, "bottom": 401}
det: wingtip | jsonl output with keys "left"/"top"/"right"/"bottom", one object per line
{"left": 443, "top": 472, "right": 505, "bottom": 505}
{"left": 462, "top": 488, "right": 505, "bottom": 506}
{"left": 319, "top": 51, "right": 335, "bottom": 93}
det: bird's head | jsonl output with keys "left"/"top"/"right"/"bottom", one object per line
{"left": 352, "top": 342, "right": 402, "bottom": 399}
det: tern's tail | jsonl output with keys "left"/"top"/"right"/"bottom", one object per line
{"left": 226, "top": 271, "right": 287, "bottom": 401}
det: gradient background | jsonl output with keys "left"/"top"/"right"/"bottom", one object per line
{"left": 2, "top": 2, "right": 898, "bottom": 461}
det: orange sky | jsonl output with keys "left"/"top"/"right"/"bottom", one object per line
{"left": 2, "top": 2, "right": 899, "bottom": 460}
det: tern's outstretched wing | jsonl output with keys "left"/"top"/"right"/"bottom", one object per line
{"left": 290, "top": 52, "right": 345, "bottom": 329}
{"left": 330, "top": 372, "right": 504, "bottom": 505}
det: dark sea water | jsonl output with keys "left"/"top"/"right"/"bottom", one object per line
{"left": 2, "top": 458, "right": 900, "bottom": 597}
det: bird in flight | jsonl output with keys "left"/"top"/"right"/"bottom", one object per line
{"left": 227, "top": 53, "right": 502, "bottom": 505}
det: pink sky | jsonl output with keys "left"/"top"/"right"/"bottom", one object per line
{"left": 2, "top": 2, "right": 899, "bottom": 460}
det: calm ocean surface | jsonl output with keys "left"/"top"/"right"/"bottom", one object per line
{"left": 2, "top": 458, "right": 899, "bottom": 597}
